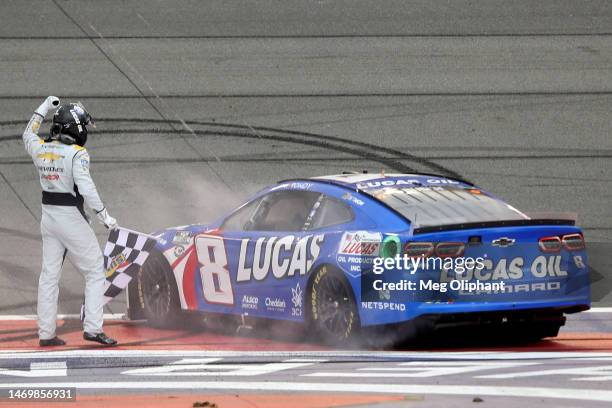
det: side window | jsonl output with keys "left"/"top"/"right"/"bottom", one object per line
{"left": 221, "top": 199, "right": 261, "bottom": 231}
{"left": 221, "top": 190, "right": 321, "bottom": 231}
{"left": 248, "top": 190, "right": 321, "bottom": 232}
{"left": 308, "top": 196, "right": 354, "bottom": 230}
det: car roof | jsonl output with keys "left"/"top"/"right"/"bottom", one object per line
{"left": 280, "top": 172, "right": 474, "bottom": 189}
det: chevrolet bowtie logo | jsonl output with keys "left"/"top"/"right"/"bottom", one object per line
{"left": 492, "top": 237, "right": 516, "bottom": 247}
{"left": 37, "top": 152, "right": 62, "bottom": 162}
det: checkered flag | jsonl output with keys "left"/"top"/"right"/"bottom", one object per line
{"left": 102, "top": 227, "right": 157, "bottom": 304}
{"left": 80, "top": 227, "right": 158, "bottom": 320}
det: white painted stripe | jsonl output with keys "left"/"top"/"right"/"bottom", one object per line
{"left": 0, "top": 314, "right": 125, "bottom": 321}
{"left": 0, "top": 350, "right": 611, "bottom": 360}
{"left": 285, "top": 359, "right": 328, "bottom": 363}
{"left": 307, "top": 372, "right": 521, "bottom": 378}
{"left": 584, "top": 307, "right": 612, "bottom": 313}
{"left": 122, "top": 360, "right": 320, "bottom": 377}
{"left": 0, "top": 362, "right": 67, "bottom": 378}
{"left": 0, "top": 381, "right": 611, "bottom": 402}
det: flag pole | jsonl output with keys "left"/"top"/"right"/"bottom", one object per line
{"left": 113, "top": 226, "right": 159, "bottom": 241}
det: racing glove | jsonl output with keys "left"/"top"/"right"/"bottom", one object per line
{"left": 34, "top": 96, "right": 60, "bottom": 117}
{"left": 96, "top": 208, "right": 118, "bottom": 230}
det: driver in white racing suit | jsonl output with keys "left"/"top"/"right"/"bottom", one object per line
{"left": 23, "top": 96, "right": 118, "bottom": 346}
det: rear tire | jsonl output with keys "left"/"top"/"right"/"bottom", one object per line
{"left": 137, "top": 250, "right": 182, "bottom": 328}
{"left": 307, "top": 265, "right": 360, "bottom": 345}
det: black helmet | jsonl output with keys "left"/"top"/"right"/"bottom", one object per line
{"left": 50, "top": 102, "right": 94, "bottom": 146}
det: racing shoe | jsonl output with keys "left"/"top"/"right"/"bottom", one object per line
{"left": 83, "top": 332, "right": 117, "bottom": 346}
{"left": 39, "top": 336, "right": 66, "bottom": 347}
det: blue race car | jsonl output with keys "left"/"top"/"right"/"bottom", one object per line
{"left": 128, "top": 173, "right": 590, "bottom": 344}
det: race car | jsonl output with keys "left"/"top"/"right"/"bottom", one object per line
{"left": 127, "top": 173, "right": 590, "bottom": 345}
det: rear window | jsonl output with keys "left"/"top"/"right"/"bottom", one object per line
{"left": 369, "top": 186, "right": 528, "bottom": 228}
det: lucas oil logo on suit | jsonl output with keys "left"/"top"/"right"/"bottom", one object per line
{"left": 237, "top": 234, "right": 325, "bottom": 282}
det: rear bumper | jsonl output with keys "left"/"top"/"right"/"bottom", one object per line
{"left": 359, "top": 295, "right": 591, "bottom": 326}
{"left": 416, "top": 304, "right": 587, "bottom": 332}
{"left": 361, "top": 305, "right": 589, "bottom": 346}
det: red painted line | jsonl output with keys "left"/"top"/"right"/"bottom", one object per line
{"left": 397, "top": 332, "right": 612, "bottom": 352}
{"left": 0, "top": 320, "right": 611, "bottom": 351}
{"left": 1, "top": 393, "right": 406, "bottom": 408}
{"left": 0, "top": 320, "right": 324, "bottom": 351}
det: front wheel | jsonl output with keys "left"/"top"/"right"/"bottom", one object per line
{"left": 137, "top": 250, "right": 182, "bottom": 328}
{"left": 307, "top": 265, "right": 360, "bottom": 345}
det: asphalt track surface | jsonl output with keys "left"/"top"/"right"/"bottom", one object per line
{"left": 1, "top": 0, "right": 612, "bottom": 406}
{"left": 0, "top": 312, "right": 611, "bottom": 407}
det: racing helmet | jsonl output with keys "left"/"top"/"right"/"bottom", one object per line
{"left": 49, "top": 102, "right": 94, "bottom": 146}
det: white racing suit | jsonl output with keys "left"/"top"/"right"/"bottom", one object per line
{"left": 23, "top": 103, "right": 107, "bottom": 340}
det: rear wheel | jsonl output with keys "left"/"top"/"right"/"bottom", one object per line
{"left": 137, "top": 250, "right": 182, "bottom": 328}
{"left": 308, "top": 265, "right": 360, "bottom": 345}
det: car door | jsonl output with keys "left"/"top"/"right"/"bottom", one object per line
{"left": 196, "top": 189, "right": 323, "bottom": 319}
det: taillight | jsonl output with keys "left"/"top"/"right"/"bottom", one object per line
{"left": 435, "top": 242, "right": 465, "bottom": 258}
{"left": 403, "top": 242, "right": 435, "bottom": 258}
{"left": 539, "top": 236, "right": 561, "bottom": 253}
{"left": 562, "top": 233, "right": 585, "bottom": 251}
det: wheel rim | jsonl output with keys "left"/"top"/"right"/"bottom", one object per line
{"left": 141, "top": 259, "right": 171, "bottom": 317}
{"left": 315, "top": 272, "right": 355, "bottom": 340}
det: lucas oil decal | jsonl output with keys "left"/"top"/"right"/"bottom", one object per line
{"left": 440, "top": 255, "right": 580, "bottom": 282}
{"left": 338, "top": 231, "right": 382, "bottom": 256}
{"left": 356, "top": 178, "right": 460, "bottom": 189}
{"left": 237, "top": 234, "right": 324, "bottom": 282}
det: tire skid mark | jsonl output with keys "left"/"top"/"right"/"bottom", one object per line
{"left": 0, "top": 118, "right": 466, "bottom": 180}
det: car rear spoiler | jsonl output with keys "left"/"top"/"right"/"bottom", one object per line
{"left": 413, "top": 214, "right": 577, "bottom": 234}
